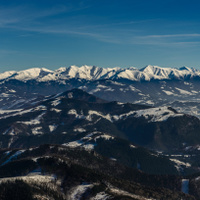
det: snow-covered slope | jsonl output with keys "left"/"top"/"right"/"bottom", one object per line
{"left": 0, "top": 67, "right": 53, "bottom": 82}
{"left": 0, "top": 88, "right": 200, "bottom": 153}
{"left": 1, "top": 65, "right": 200, "bottom": 82}
{"left": 2, "top": 65, "right": 200, "bottom": 119}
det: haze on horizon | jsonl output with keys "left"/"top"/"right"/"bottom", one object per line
{"left": 0, "top": 0, "right": 200, "bottom": 72}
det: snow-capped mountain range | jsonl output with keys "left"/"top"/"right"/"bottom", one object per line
{"left": 1, "top": 65, "right": 200, "bottom": 119}
{"left": 0, "top": 65, "right": 199, "bottom": 82}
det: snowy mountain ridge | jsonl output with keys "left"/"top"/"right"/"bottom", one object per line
{"left": 1, "top": 65, "right": 200, "bottom": 82}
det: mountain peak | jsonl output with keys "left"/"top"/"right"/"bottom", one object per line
{"left": 140, "top": 65, "right": 159, "bottom": 73}
{"left": 0, "top": 70, "right": 16, "bottom": 80}
{"left": 55, "top": 67, "right": 67, "bottom": 73}
{"left": 179, "top": 66, "right": 192, "bottom": 71}
{"left": 140, "top": 65, "right": 169, "bottom": 75}
{"left": 60, "top": 88, "right": 107, "bottom": 103}
{"left": 13, "top": 67, "right": 54, "bottom": 81}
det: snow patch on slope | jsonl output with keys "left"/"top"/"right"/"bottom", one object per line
{"left": 109, "top": 186, "right": 156, "bottom": 200}
{"left": 19, "top": 112, "right": 46, "bottom": 125}
{"left": 51, "top": 108, "right": 62, "bottom": 113}
{"left": 91, "top": 192, "right": 111, "bottom": 200}
{"left": 133, "top": 106, "right": 183, "bottom": 122}
{"left": 68, "top": 106, "right": 182, "bottom": 123}
{"left": 74, "top": 128, "right": 86, "bottom": 132}
{"left": 1, "top": 150, "right": 25, "bottom": 166}
{"left": 170, "top": 158, "right": 191, "bottom": 171}
{"left": 0, "top": 174, "right": 56, "bottom": 184}
{"left": 49, "top": 124, "right": 57, "bottom": 132}
{"left": 51, "top": 99, "right": 61, "bottom": 106}
{"left": 68, "top": 183, "right": 93, "bottom": 200}
{"left": 32, "top": 127, "right": 43, "bottom": 135}
{"left": 175, "top": 87, "right": 193, "bottom": 95}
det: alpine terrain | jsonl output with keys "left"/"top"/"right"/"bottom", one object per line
{"left": 1, "top": 66, "right": 200, "bottom": 199}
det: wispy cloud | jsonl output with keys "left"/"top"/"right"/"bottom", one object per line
{"left": 0, "top": 5, "right": 131, "bottom": 44}
{"left": 130, "top": 33, "right": 200, "bottom": 47}
{"left": 140, "top": 34, "right": 200, "bottom": 38}
{"left": 1, "top": 7, "right": 67, "bottom": 24}
{"left": 1, "top": 4, "right": 200, "bottom": 47}
{"left": 0, "top": 49, "right": 19, "bottom": 58}
{"left": 0, "top": 3, "right": 88, "bottom": 28}
{"left": 12, "top": 25, "right": 122, "bottom": 44}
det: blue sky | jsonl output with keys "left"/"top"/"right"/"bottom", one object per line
{"left": 0, "top": 0, "right": 200, "bottom": 72}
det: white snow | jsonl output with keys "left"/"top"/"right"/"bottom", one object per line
{"left": 82, "top": 144, "right": 95, "bottom": 150}
{"left": 110, "top": 157, "right": 117, "bottom": 161}
{"left": 145, "top": 100, "right": 155, "bottom": 105}
{"left": 162, "top": 90, "right": 176, "bottom": 95}
{"left": 195, "top": 176, "right": 200, "bottom": 181}
{"left": 50, "top": 108, "right": 62, "bottom": 113}
{"left": 116, "top": 102, "right": 124, "bottom": 105}
{"left": 109, "top": 186, "right": 156, "bottom": 200}
{"left": 68, "top": 92, "right": 73, "bottom": 98}
{"left": 69, "top": 107, "right": 182, "bottom": 123}
{"left": 91, "top": 192, "right": 111, "bottom": 200}
{"left": 68, "top": 109, "right": 85, "bottom": 119}
{"left": 170, "top": 159, "right": 191, "bottom": 167}
{"left": 19, "top": 112, "right": 46, "bottom": 125}
{"left": 170, "top": 159, "right": 191, "bottom": 171}
{"left": 63, "top": 140, "right": 95, "bottom": 151}
{"left": 0, "top": 174, "right": 56, "bottom": 184}
{"left": 0, "top": 109, "right": 22, "bottom": 115}
{"left": 0, "top": 106, "right": 46, "bottom": 120}
{"left": 89, "top": 88, "right": 101, "bottom": 94}
{"left": 175, "top": 87, "right": 193, "bottom": 95}
{"left": 129, "top": 85, "right": 138, "bottom": 92}
{"left": 0, "top": 71, "right": 16, "bottom": 80}
{"left": 49, "top": 125, "right": 57, "bottom": 132}
{"left": 7, "top": 68, "right": 53, "bottom": 81}
{"left": 111, "top": 107, "right": 164, "bottom": 122}
{"left": 111, "top": 81, "right": 125, "bottom": 86}
{"left": 97, "top": 84, "right": 108, "bottom": 89}
{"left": 0, "top": 93, "right": 11, "bottom": 97}
{"left": 1, "top": 65, "right": 200, "bottom": 82}
{"left": 73, "top": 128, "right": 86, "bottom": 132}
{"left": 4, "top": 151, "right": 11, "bottom": 155}
{"left": 87, "top": 110, "right": 112, "bottom": 122}
{"left": 51, "top": 99, "right": 61, "bottom": 106}
{"left": 191, "top": 90, "right": 198, "bottom": 94}
{"left": 63, "top": 132, "right": 115, "bottom": 151}
{"left": 3, "top": 128, "right": 16, "bottom": 136}
{"left": 32, "top": 127, "right": 43, "bottom": 135}
{"left": 68, "top": 109, "right": 115, "bottom": 123}
{"left": 8, "top": 137, "right": 14, "bottom": 147}
{"left": 1, "top": 150, "right": 25, "bottom": 166}
{"left": 33, "top": 105, "right": 47, "bottom": 111}
{"left": 132, "top": 106, "right": 183, "bottom": 122}
{"left": 63, "top": 140, "right": 83, "bottom": 148}
{"left": 68, "top": 183, "right": 93, "bottom": 200}
{"left": 94, "top": 134, "right": 114, "bottom": 141}
{"left": 105, "top": 87, "right": 114, "bottom": 92}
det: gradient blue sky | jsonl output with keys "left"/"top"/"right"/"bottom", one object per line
{"left": 1, "top": 0, "right": 200, "bottom": 72}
